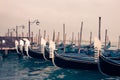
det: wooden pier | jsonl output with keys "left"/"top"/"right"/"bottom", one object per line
{"left": 0, "top": 36, "right": 29, "bottom": 51}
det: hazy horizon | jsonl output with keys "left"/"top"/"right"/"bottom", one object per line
{"left": 0, "top": 0, "right": 120, "bottom": 42}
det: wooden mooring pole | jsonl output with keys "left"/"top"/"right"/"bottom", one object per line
{"left": 99, "top": 17, "right": 101, "bottom": 40}
{"left": 90, "top": 32, "right": 92, "bottom": 45}
{"left": 118, "top": 36, "right": 120, "bottom": 49}
{"left": 72, "top": 32, "right": 74, "bottom": 44}
{"left": 38, "top": 29, "right": 41, "bottom": 45}
{"left": 44, "top": 30, "right": 46, "bottom": 40}
{"left": 63, "top": 24, "right": 66, "bottom": 53}
{"left": 104, "top": 29, "right": 107, "bottom": 49}
{"left": 53, "top": 30, "right": 55, "bottom": 42}
{"left": 78, "top": 21, "right": 83, "bottom": 53}
{"left": 78, "top": 32, "right": 80, "bottom": 46}
{"left": 56, "top": 32, "right": 60, "bottom": 45}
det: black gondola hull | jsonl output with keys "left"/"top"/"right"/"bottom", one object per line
{"left": 28, "top": 48, "right": 44, "bottom": 59}
{"left": 44, "top": 47, "right": 52, "bottom": 61}
{"left": 99, "top": 55, "right": 120, "bottom": 76}
{"left": 54, "top": 52, "right": 98, "bottom": 70}
{"left": 23, "top": 47, "right": 44, "bottom": 59}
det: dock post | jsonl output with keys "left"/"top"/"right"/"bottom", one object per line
{"left": 3, "top": 49, "right": 8, "bottom": 58}
{"left": 8, "top": 29, "right": 10, "bottom": 37}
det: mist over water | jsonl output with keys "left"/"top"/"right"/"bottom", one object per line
{"left": 0, "top": 53, "right": 119, "bottom": 80}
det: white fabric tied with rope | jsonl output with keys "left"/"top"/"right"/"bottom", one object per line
{"left": 15, "top": 40, "right": 19, "bottom": 53}
{"left": 94, "top": 37, "right": 102, "bottom": 62}
{"left": 49, "top": 40, "right": 56, "bottom": 58}
{"left": 19, "top": 40, "right": 24, "bottom": 52}
{"left": 49, "top": 40, "right": 57, "bottom": 66}
{"left": 40, "top": 37, "right": 46, "bottom": 53}
{"left": 23, "top": 38, "right": 30, "bottom": 57}
{"left": 94, "top": 37, "right": 102, "bottom": 51}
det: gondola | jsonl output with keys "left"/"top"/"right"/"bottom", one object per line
{"left": 49, "top": 41, "right": 98, "bottom": 70}
{"left": 27, "top": 47, "right": 45, "bottom": 59}
{"left": 22, "top": 38, "right": 47, "bottom": 60}
{"left": 44, "top": 46, "right": 52, "bottom": 61}
{"left": 52, "top": 50, "right": 98, "bottom": 70}
{"left": 22, "top": 43, "right": 47, "bottom": 59}
{"left": 46, "top": 41, "right": 109, "bottom": 62}
{"left": 51, "top": 38, "right": 111, "bottom": 70}
{"left": 98, "top": 51, "right": 120, "bottom": 76}
{"left": 44, "top": 43, "right": 82, "bottom": 61}
{"left": 16, "top": 39, "right": 25, "bottom": 57}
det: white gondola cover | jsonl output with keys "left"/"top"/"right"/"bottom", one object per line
{"left": 94, "top": 37, "right": 102, "bottom": 51}
{"left": 23, "top": 38, "right": 30, "bottom": 51}
{"left": 94, "top": 37, "right": 102, "bottom": 61}
{"left": 15, "top": 40, "right": 19, "bottom": 53}
{"left": 15, "top": 40, "right": 18, "bottom": 49}
{"left": 49, "top": 40, "right": 56, "bottom": 58}
{"left": 23, "top": 38, "right": 30, "bottom": 57}
{"left": 40, "top": 37, "right": 46, "bottom": 53}
{"left": 19, "top": 40, "right": 24, "bottom": 51}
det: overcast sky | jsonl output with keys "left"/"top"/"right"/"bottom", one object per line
{"left": 0, "top": 0, "right": 120, "bottom": 42}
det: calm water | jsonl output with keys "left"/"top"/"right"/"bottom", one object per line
{"left": 0, "top": 53, "right": 120, "bottom": 80}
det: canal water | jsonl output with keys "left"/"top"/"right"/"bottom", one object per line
{"left": 0, "top": 52, "right": 119, "bottom": 80}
